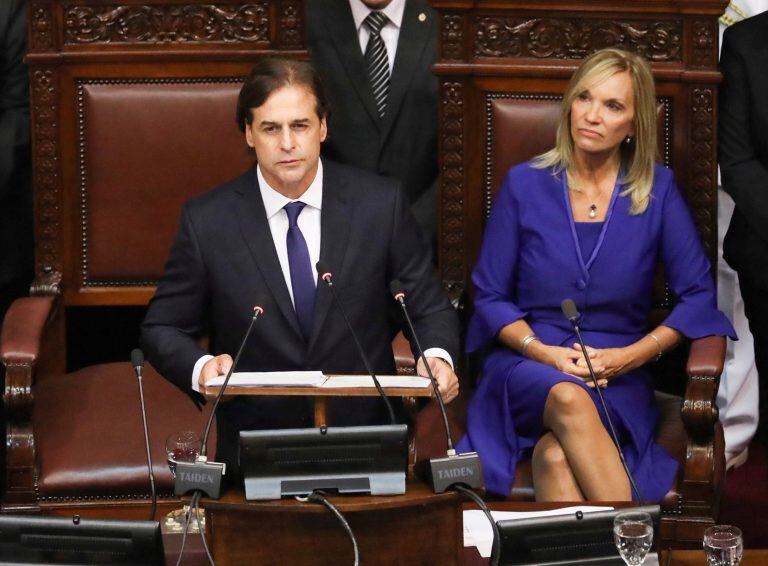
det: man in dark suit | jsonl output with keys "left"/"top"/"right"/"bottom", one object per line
{"left": 719, "top": 9, "right": 768, "bottom": 440}
{"left": 307, "top": 0, "right": 439, "bottom": 241}
{"left": 141, "top": 59, "right": 459, "bottom": 470}
{"left": 0, "top": 0, "right": 33, "bottom": 321}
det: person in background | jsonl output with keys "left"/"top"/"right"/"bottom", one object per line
{"left": 457, "top": 48, "right": 736, "bottom": 502}
{"left": 719, "top": 5, "right": 768, "bottom": 453}
{"left": 307, "top": 0, "right": 439, "bottom": 245}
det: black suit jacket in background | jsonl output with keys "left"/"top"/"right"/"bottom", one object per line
{"left": 307, "top": 0, "right": 439, "bottom": 238}
{"left": 0, "top": 0, "right": 33, "bottom": 292}
{"left": 141, "top": 160, "right": 458, "bottom": 468}
{"left": 719, "top": 11, "right": 768, "bottom": 289}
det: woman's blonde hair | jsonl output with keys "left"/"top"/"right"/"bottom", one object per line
{"left": 532, "top": 48, "right": 658, "bottom": 214}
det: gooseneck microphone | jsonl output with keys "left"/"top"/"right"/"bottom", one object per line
{"left": 389, "top": 280, "right": 454, "bottom": 450}
{"left": 560, "top": 298, "right": 643, "bottom": 502}
{"left": 389, "top": 280, "right": 483, "bottom": 493}
{"left": 130, "top": 349, "right": 157, "bottom": 521}
{"left": 316, "top": 261, "right": 396, "bottom": 425}
{"left": 174, "top": 300, "right": 266, "bottom": 501}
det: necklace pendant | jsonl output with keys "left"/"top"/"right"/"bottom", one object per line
{"left": 589, "top": 204, "right": 597, "bottom": 219}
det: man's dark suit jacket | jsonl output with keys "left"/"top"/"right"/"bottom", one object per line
{"left": 307, "top": 0, "right": 438, "bottom": 237}
{"left": 0, "top": 0, "right": 33, "bottom": 294}
{"left": 141, "top": 159, "right": 458, "bottom": 469}
{"left": 719, "top": 11, "right": 768, "bottom": 289}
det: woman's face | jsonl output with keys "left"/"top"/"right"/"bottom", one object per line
{"left": 569, "top": 70, "right": 636, "bottom": 160}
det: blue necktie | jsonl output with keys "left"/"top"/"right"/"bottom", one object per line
{"left": 284, "top": 202, "right": 315, "bottom": 339}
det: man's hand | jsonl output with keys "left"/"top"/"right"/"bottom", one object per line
{"left": 416, "top": 357, "right": 459, "bottom": 403}
{"left": 199, "top": 354, "right": 233, "bottom": 388}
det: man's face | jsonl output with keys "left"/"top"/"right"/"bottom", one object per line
{"left": 244, "top": 85, "right": 327, "bottom": 199}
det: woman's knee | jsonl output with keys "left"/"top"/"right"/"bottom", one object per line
{"left": 544, "top": 382, "right": 593, "bottom": 424}
{"left": 532, "top": 432, "right": 568, "bottom": 470}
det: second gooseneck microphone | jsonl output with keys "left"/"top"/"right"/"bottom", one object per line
{"left": 560, "top": 298, "right": 643, "bottom": 503}
{"left": 174, "top": 300, "right": 266, "bottom": 500}
{"left": 389, "top": 280, "right": 483, "bottom": 494}
{"left": 316, "top": 261, "right": 396, "bottom": 425}
{"left": 130, "top": 348, "right": 157, "bottom": 521}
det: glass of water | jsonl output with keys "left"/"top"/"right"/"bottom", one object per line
{"left": 703, "top": 525, "right": 743, "bottom": 566}
{"left": 165, "top": 431, "right": 201, "bottom": 477}
{"left": 613, "top": 511, "right": 653, "bottom": 565}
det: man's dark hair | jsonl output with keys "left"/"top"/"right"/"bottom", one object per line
{"left": 236, "top": 58, "right": 330, "bottom": 132}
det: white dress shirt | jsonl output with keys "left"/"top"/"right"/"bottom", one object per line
{"left": 191, "top": 159, "right": 452, "bottom": 391}
{"left": 348, "top": 0, "right": 406, "bottom": 73}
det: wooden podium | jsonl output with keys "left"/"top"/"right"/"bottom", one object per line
{"left": 202, "top": 481, "right": 463, "bottom": 565}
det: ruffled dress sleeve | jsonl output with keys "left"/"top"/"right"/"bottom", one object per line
{"left": 658, "top": 172, "right": 737, "bottom": 339}
{"left": 466, "top": 171, "right": 528, "bottom": 352}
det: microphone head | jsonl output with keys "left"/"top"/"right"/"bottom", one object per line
{"left": 315, "top": 260, "right": 333, "bottom": 283}
{"left": 252, "top": 295, "right": 267, "bottom": 316}
{"left": 389, "top": 279, "right": 406, "bottom": 302}
{"left": 561, "top": 298, "right": 580, "bottom": 322}
{"left": 130, "top": 348, "right": 144, "bottom": 368}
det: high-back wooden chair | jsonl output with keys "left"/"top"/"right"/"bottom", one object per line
{"left": 1, "top": 0, "right": 307, "bottom": 515}
{"left": 419, "top": 0, "right": 729, "bottom": 548}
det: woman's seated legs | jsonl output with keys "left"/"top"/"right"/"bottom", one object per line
{"left": 540, "top": 382, "right": 631, "bottom": 501}
{"left": 532, "top": 432, "right": 584, "bottom": 501}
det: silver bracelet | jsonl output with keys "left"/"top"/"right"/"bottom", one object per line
{"left": 520, "top": 334, "right": 540, "bottom": 357}
{"left": 647, "top": 333, "right": 663, "bottom": 361}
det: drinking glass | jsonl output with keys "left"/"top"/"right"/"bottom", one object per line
{"left": 165, "top": 431, "right": 201, "bottom": 477}
{"left": 704, "top": 525, "right": 743, "bottom": 566}
{"left": 613, "top": 511, "right": 653, "bottom": 565}
{"left": 163, "top": 431, "right": 204, "bottom": 534}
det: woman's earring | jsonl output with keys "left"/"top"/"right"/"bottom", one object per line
{"left": 624, "top": 135, "right": 634, "bottom": 144}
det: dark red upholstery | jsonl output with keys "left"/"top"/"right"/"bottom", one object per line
{"left": 33, "top": 363, "right": 215, "bottom": 501}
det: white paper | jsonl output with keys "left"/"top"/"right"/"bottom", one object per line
{"left": 320, "top": 375, "right": 431, "bottom": 388}
{"left": 206, "top": 371, "right": 325, "bottom": 388}
{"left": 204, "top": 372, "right": 430, "bottom": 389}
{"left": 463, "top": 506, "right": 614, "bottom": 558}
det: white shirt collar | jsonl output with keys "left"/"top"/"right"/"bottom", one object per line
{"left": 348, "top": 0, "right": 405, "bottom": 31}
{"left": 257, "top": 159, "right": 324, "bottom": 219}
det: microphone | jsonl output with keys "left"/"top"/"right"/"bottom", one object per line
{"left": 174, "top": 300, "right": 266, "bottom": 500}
{"left": 389, "top": 280, "right": 483, "bottom": 493}
{"left": 560, "top": 299, "right": 643, "bottom": 502}
{"left": 316, "top": 260, "right": 396, "bottom": 425}
{"left": 130, "top": 349, "right": 157, "bottom": 521}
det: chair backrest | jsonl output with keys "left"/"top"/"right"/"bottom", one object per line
{"left": 430, "top": 1, "right": 723, "bottom": 310}
{"left": 25, "top": 0, "right": 310, "bottom": 368}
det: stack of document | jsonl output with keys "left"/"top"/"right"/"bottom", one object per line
{"left": 205, "top": 371, "right": 431, "bottom": 389}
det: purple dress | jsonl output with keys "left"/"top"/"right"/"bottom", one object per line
{"left": 456, "top": 162, "right": 737, "bottom": 501}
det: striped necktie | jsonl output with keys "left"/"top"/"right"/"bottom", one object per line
{"left": 363, "top": 11, "right": 390, "bottom": 118}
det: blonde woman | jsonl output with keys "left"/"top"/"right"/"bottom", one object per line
{"left": 457, "top": 49, "right": 736, "bottom": 501}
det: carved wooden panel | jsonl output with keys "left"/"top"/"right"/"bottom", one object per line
{"left": 440, "top": 81, "right": 466, "bottom": 295}
{"left": 473, "top": 17, "right": 683, "bottom": 61}
{"left": 689, "top": 87, "right": 717, "bottom": 258}
{"left": 691, "top": 19, "right": 717, "bottom": 69}
{"left": 63, "top": 3, "right": 271, "bottom": 44}
{"left": 441, "top": 14, "right": 465, "bottom": 61}
{"left": 30, "top": 4, "right": 56, "bottom": 51}
{"left": 277, "top": 0, "right": 303, "bottom": 49}
{"left": 30, "top": 69, "right": 63, "bottom": 284}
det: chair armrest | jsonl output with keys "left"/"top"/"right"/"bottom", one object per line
{"left": 685, "top": 335, "right": 726, "bottom": 378}
{"left": 1, "top": 296, "right": 57, "bottom": 364}
{"left": 682, "top": 335, "right": 726, "bottom": 445}
{"left": 1, "top": 296, "right": 59, "bottom": 416}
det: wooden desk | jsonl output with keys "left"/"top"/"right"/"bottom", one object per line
{"left": 200, "top": 480, "right": 462, "bottom": 565}
{"left": 201, "top": 377, "right": 433, "bottom": 426}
